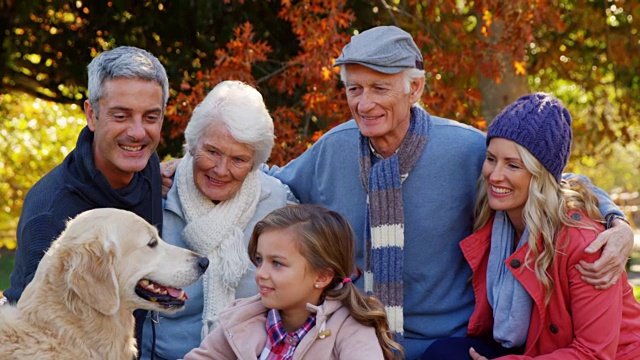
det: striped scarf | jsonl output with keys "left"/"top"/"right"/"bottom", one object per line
{"left": 359, "top": 106, "right": 429, "bottom": 340}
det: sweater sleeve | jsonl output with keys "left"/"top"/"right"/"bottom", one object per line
{"left": 5, "top": 213, "right": 66, "bottom": 302}
{"left": 264, "top": 142, "right": 320, "bottom": 204}
{"left": 561, "top": 173, "right": 624, "bottom": 219}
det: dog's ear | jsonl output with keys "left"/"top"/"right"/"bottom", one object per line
{"left": 65, "top": 230, "right": 120, "bottom": 316}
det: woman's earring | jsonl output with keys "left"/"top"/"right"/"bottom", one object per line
{"left": 314, "top": 284, "right": 319, "bottom": 288}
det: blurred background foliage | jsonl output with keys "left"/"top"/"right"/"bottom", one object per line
{"left": 0, "top": 93, "right": 84, "bottom": 250}
{"left": 0, "top": 0, "right": 638, "bottom": 256}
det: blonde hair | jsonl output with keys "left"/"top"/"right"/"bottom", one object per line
{"left": 248, "top": 205, "right": 403, "bottom": 359}
{"left": 474, "top": 143, "right": 602, "bottom": 304}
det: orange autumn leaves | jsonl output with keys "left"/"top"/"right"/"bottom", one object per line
{"left": 166, "top": 0, "right": 353, "bottom": 166}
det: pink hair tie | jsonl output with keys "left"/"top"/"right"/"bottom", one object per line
{"left": 333, "top": 277, "right": 353, "bottom": 290}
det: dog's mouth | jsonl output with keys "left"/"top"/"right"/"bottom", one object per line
{"left": 135, "top": 279, "right": 188, "bottom": 309}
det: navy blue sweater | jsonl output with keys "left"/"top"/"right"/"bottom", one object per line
{"left": 5, "top": 126, "right": 163, "bottom": 354}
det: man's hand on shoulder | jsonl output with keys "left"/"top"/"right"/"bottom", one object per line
{"left": 161, "top": 158, "right": 181, "bottom": 198}
{"left": 576, "top": 217, "right": 633, "bottom": 290}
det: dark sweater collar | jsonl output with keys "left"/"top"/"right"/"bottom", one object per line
{"left": 62, "top": 126, "right": 163, "bottom": 230}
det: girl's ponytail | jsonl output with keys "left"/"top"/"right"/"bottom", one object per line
{"left": 325, "top": 276, "right": 403, "bottom": 360}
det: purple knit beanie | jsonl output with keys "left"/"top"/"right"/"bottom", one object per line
{"left": 487, "top": 93, "right": 572, "bottom": 182}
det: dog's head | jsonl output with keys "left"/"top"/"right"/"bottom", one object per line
{"left": 43, "top": 208, "right": 208, "bottom": 316}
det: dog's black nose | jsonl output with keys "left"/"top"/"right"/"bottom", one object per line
{"left": 198, "top": 257, "right": 209, "bottom": 271}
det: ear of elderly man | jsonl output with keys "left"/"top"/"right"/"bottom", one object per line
{"left": 160, "top": 25, "right": 634, "bottom": 360}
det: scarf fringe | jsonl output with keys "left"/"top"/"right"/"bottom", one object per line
{"left": 217, "top": 227, "right": 250, "bottom": 288}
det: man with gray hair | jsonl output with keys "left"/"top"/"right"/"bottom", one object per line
{"left": 265, "top": 26, "right": 633, "bottom": 358}
{"left": 4, "top": 46, "right": 168, "bottom": 355}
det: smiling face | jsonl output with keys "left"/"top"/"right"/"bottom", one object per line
{"left": 253, "top": 227, "right": 327, "bottom": 331}
{"left": 33, "top": 208, "right": 207, "bottom": 316}
{"left": 482, "top": 138, "right": 533, "bottom": 230}
{"left": 191, "top": 121, "right": 255, "bottom": 202}
{"left": 343, "top": 64, "right": 423, "bottom": 157}
{"left": 85, "top": 77, "right": 164, "bottom": 189}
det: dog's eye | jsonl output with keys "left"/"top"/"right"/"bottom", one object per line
{"left": 148, "top": 237, "right": 158, "bottom": 248}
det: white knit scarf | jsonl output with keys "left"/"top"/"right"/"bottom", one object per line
{"left": 176, "top": 152, "right": 260, "bottom": 339}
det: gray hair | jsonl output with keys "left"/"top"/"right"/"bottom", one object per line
{"left": 340, "top": 66, "right": 425, "bottom": 97}
{"left": 87, "top": 46, "right": 169, "bottom": 114}
{"left": 184, "top": 80, "right": 275, "bottom": 170}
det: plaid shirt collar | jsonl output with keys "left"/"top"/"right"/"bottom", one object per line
{"left": 263, "top": 308, "right": 316, "bottom": 360}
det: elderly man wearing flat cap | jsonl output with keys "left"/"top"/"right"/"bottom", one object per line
{"left": 268, "top": 26, "right": 488, "bottom": 357}
{"left": 266, "top": 25, "right": 632, "bottom": 358}
{"left": 161, "top": 25, "right": 633, "bottom": 359}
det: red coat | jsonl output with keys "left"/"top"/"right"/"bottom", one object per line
{"left": 461, "top": 211, "right": 640, "bottom": 359}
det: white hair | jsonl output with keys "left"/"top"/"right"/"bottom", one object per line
{"left": 183, "top": 80, "right": 275, "bottom": 170}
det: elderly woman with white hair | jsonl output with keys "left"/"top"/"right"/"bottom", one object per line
{"left": 140, "top": 80, "right": 295, "bottom": 360}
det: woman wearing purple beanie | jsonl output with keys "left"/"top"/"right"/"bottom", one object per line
{"left": 422, "top": 93, "right": 640, "bottom": 359}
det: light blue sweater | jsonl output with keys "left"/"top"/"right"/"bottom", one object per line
{"left": 268, "top": 113, "right": 623, "bottom": 359}
{"left": 139, "top": 171, "right": 293, "bottom": 360}
{"left": 270, "top": 115, "right": 486, "bottom": 359}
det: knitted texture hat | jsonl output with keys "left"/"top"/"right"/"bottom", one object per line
{"left": 487, "top": 93, "right": 572, "bottom": 182}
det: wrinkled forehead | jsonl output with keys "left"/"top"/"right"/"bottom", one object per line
{"left": 343, "top": 64, "right": 405, "bottom": 85}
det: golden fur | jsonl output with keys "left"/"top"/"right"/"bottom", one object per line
{"left": 0, "top": 208, "right": 208, "bottom": 359}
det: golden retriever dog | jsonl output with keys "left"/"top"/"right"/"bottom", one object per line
{"left": 0, "top": 208, "right": 209, "bottom": 359}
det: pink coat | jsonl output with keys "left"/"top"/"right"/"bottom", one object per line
{"left": 461, "top": 211, "right": 640, "bottom": 359}
{"left": 183, "top": 295, "right": 384, "bottom": 360}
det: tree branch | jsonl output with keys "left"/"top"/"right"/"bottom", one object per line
{"left": 2, "top": 84, "right": 80, "bottom": 105}
{"left": 256, "top": 62, "right": 295, "bottom": 85}
{"left": 378, "top": 0, "right": 445, "bottom": 49}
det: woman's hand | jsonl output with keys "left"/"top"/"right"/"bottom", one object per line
{"left": 469, "top": 347, "right": 489, "bottom": 360}
{"left": 161, "top": 158, "right": 181, "bottom": 198}
{"left": 576, "top": 218, "right": 634, "bottom": 290}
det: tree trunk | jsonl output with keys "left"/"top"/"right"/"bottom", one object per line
{"left": 476, "top": 17, "right": 529, "bottom": 125}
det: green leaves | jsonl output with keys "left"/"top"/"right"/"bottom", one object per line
{"left": 0, "top": 92, "right": 84, "bottom": 249}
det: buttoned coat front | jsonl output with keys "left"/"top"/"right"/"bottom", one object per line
{"left": 461, "top": 211, "right": 640, "bottom": 359}
{"left": 183, "top": 295, "right": 384, "bottom": 360}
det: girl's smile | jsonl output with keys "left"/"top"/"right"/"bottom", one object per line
{"left": 253, "top": 228, "right": 327, "bottom": 332}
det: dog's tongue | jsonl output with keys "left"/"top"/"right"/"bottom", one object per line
{"left": 168, "top": 287, "right": 187, "bottom": 299}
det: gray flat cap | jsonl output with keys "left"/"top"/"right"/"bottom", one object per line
{"left": 333, "top": 26, "right": 424, "bottom": 74}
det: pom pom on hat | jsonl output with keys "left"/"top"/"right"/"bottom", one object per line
{"left": 487, "top": 93, "right": 572, "bottom": 182}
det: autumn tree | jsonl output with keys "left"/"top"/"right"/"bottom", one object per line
{"left": 2, "top": 0, "right": 639, "bottom": 229}
{"left": 0, "top": 0, "right": 312, "bottom": 156}
{"left": 0, "top": 93, "right": 85, "bottom": 248}
{"left": 4, "top": 0, "right": 638, "bottom": 158}
{"left": 353, "top": 0, "right": 639, "bottom": 196}
{"left": 527, "top": 0, "right": 640, "bottom": 178}
{"left": 165, "top": 0, "right": 355, "bottom": 165}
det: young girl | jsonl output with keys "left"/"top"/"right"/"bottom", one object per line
{"left": 184, "top": 204, "right": 403, "bottom": 360}
{"left": 422, "top": 93, "right": 640, "bottom": 359}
